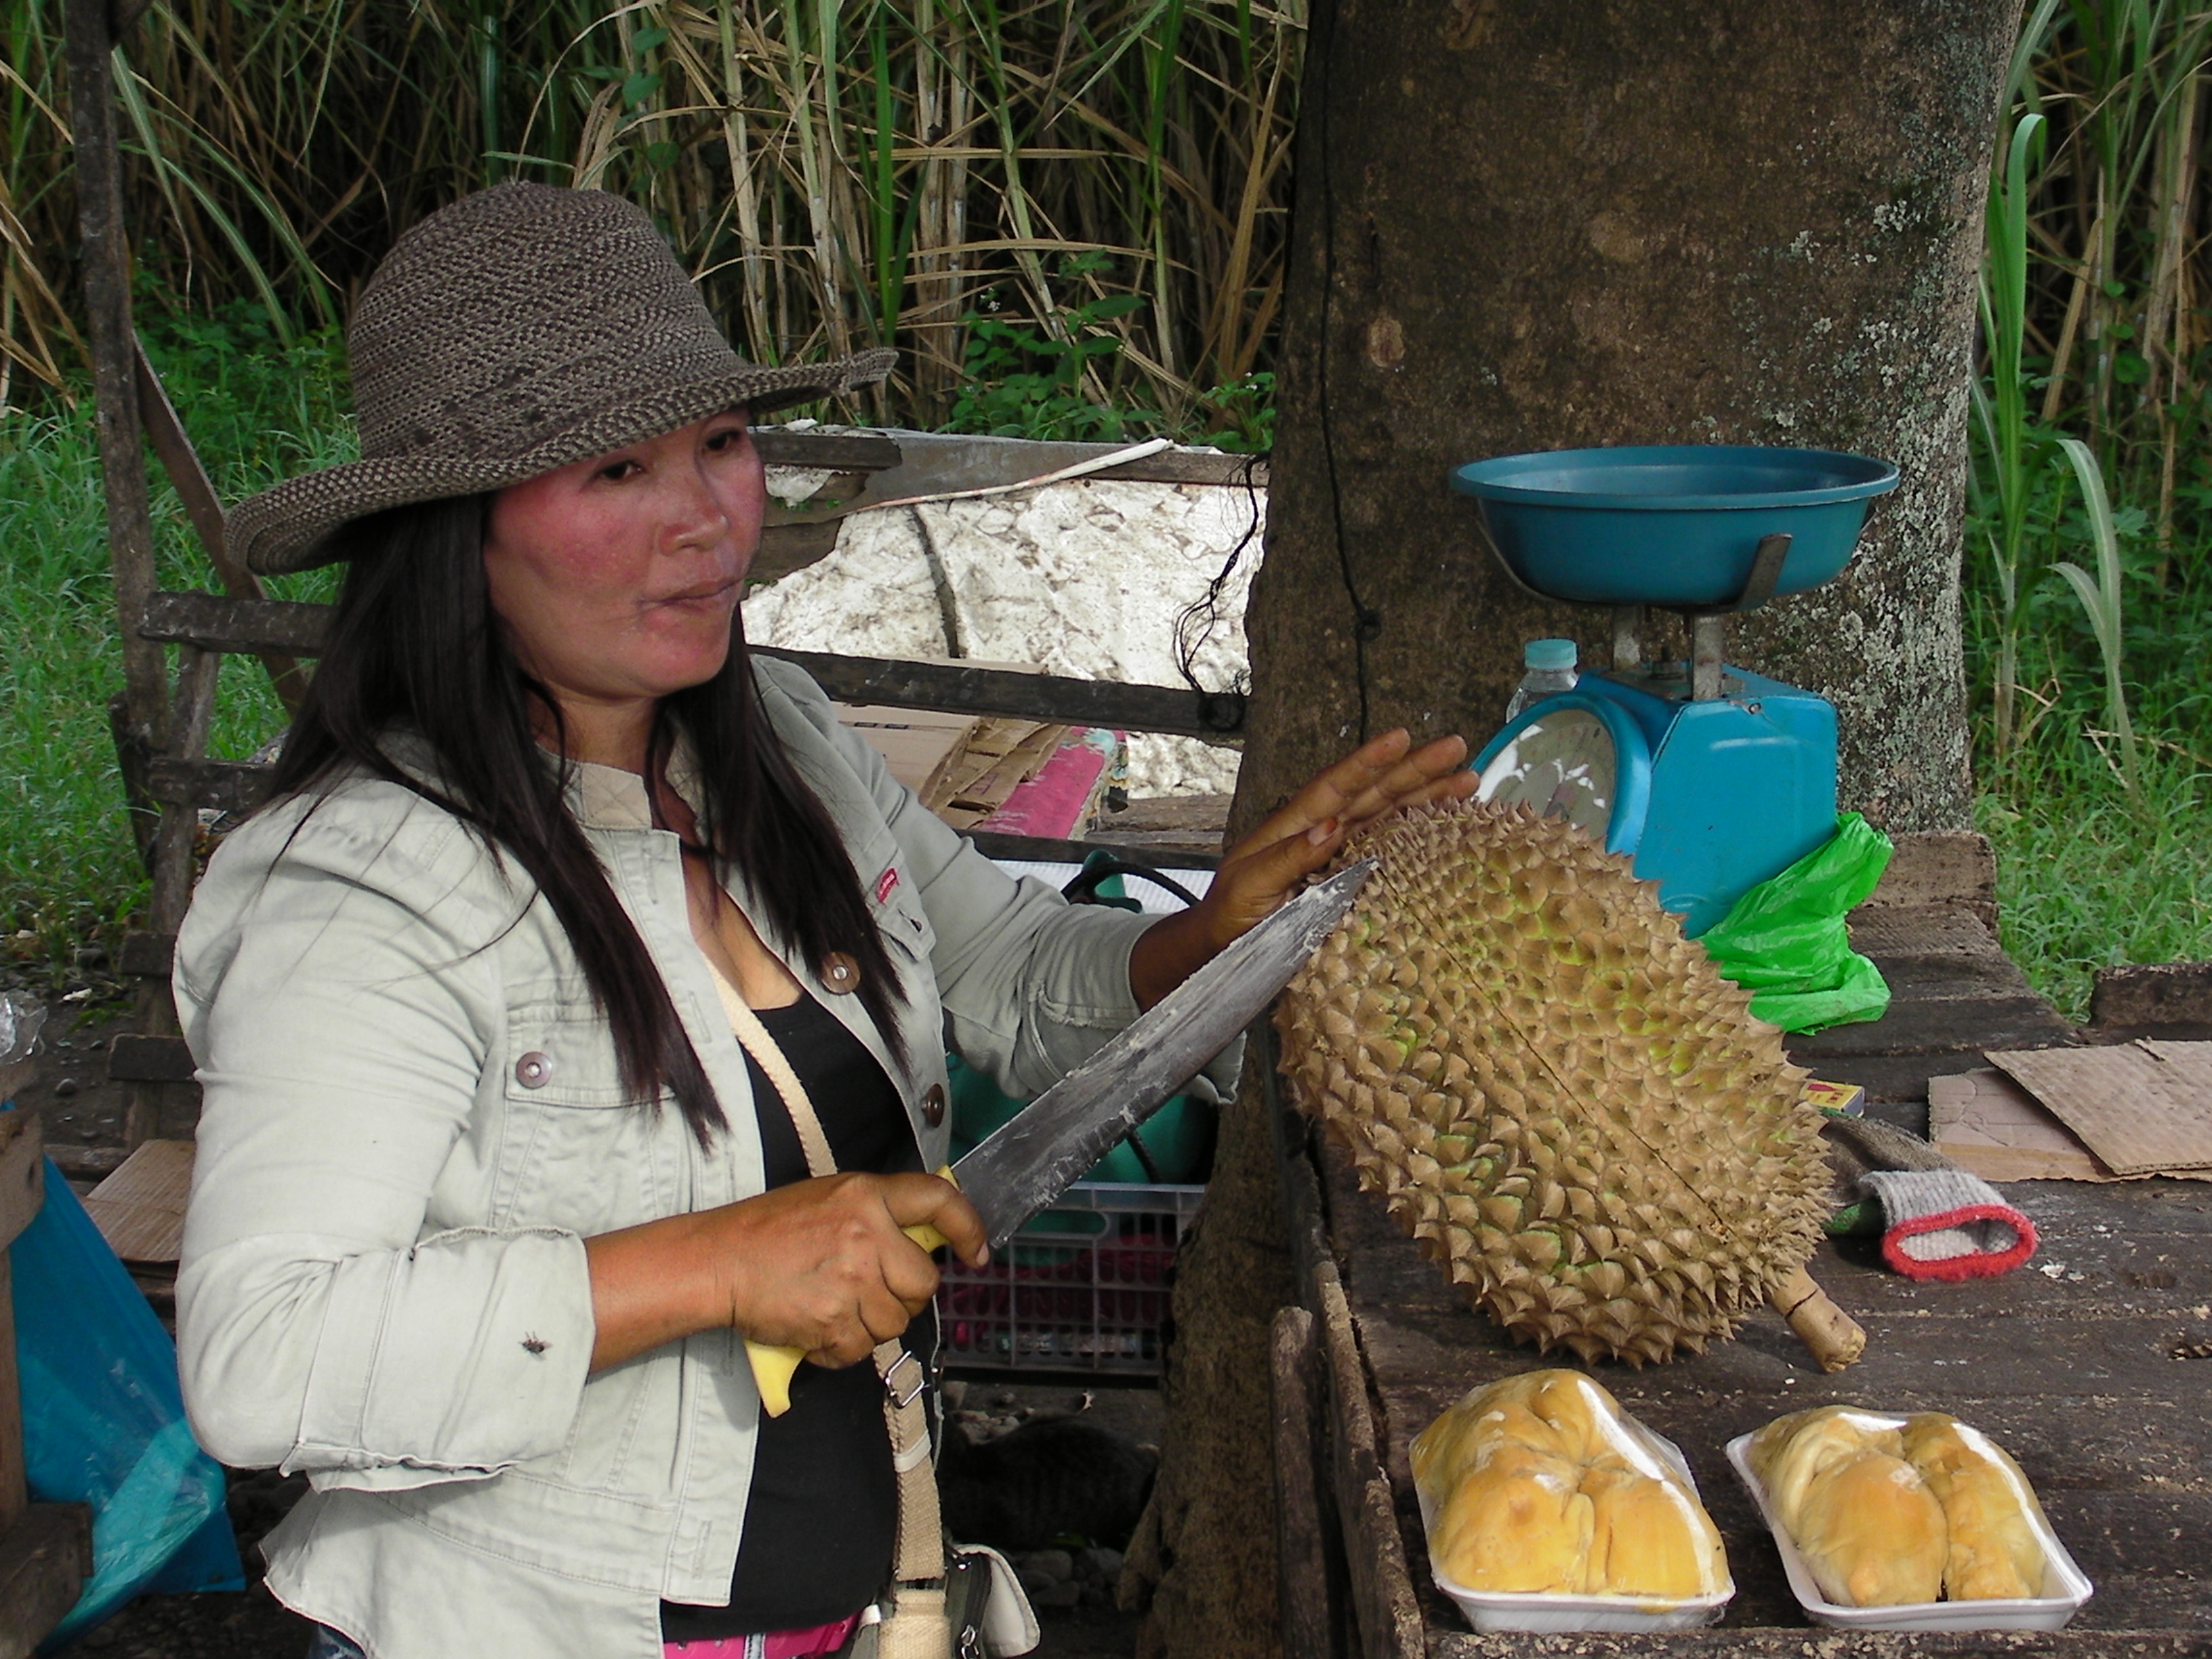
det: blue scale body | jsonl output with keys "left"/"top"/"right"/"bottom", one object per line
{"left": 1473, "top": 666, "right": 1837, "bottom": 939}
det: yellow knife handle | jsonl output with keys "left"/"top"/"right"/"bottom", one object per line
{"left": 744, "top": 1172, "right": 958, "bottom": 1417}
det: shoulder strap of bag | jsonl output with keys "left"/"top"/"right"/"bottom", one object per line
{"left": 710, "top": 974, "right": 949, "bottom": 1602}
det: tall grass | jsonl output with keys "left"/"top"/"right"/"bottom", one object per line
{"left": 1966, "top": 2, "right": 2212, "bottom": 1008}
{"left": 0, "top": 308, "right": 343, "bottom": 976}
{"left": 1, "top": 0, "right": 1304, "bottom": 431}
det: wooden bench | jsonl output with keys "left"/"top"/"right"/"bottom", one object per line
{"left": 1266, "top": 838, "right": 2212, "bottom": 1657}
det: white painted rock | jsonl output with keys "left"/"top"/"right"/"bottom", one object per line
{"left": 743, "top": 478, "right": 1261, "bottom": 797}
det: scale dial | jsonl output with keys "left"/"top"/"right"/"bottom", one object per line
{"left": 1474, "top": 708, "right": 1618, "bottom": 844}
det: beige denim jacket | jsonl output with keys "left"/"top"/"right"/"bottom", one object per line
{"left": 174, "top": 658, "right": 1185, "bottom": 1659}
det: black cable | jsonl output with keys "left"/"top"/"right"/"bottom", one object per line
{"left": 1307, "top": 0, "right": 1377, "bottom": 743}
{"left": 1170, "top": 451, "right": 1264, "bottom": 700}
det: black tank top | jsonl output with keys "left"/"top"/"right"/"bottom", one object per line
{"left": 659, "top": 992, "right": 925, "bottom": 1641}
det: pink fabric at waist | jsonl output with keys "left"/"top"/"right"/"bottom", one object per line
{"left": 665, "top": 1611, "right": 863, "bottom": 1659}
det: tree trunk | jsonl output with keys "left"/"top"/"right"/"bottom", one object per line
{"left": 1133, "top": 3, "right": 2015, "bottom": 1654}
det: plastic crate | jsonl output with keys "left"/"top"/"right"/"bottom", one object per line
{"left": 937, "top": 1182, "right": 1205, "bottom": 1377}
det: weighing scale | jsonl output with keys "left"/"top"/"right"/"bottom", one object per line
{"left": 1452, "top": 445, "right": 1899, "bottom": 938}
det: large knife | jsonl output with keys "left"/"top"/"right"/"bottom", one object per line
{"left": 748, "top": 858, "right": 1374, "bottom": 1414}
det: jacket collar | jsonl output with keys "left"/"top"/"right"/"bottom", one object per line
{"left": 558, "top": 740, "right": 706, "bottom": 832}
{"left": 366, "top": 724, "right": 706, "bottom": 834}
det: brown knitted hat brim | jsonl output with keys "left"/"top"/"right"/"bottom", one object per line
{"left": 227, "top": 184, "right": 896, "bottom": 575}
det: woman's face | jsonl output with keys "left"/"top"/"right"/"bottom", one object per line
{"left": 483, "top": 408, "right": 766, "bottom": 718}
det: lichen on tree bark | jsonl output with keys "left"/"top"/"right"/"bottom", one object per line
{"left": 1129, "top": 4, "right": 2018, "bottom": 1654}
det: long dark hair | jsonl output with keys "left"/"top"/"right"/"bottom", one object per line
{"left": 268, "top": 492, "right": 907, "bottom": 1145}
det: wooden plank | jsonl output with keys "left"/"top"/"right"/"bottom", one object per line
{"left": 1856, "top": 830, "right": 1997, "bottom": 916}
{"left": 65, "top": 0, "right": 166, "bottom": 739}
{"left": 144, "top": 756, "right": 266, "bottom": 816}
{"left": 1787, "top": 992, "right": 2072, "bottom": 1060}
{"left": 141, "top": 590, "right": 327, "bottom": 656}
{"left": 0, "top": 1121, "right": 41, "bottom": 1546}
{"left": 2091, "top": 961, "right": 2212, "bottom": 1035}
{"left": 1845, "top": 903, "right": 2001, "bottom": 961}
{"left": 844, "top": 429, "right": 1267, "bottom": 497}
{"left": 1315, "top": 1271, "right": 1427, "bottom": 1659}
{"left": 84, "top": 1138, "right": 192, "bottom": 1265}
{"left": 0, "top": 1502, "right": 94, "bottom": 1659}
{"left": 1310, "top": 1118, "right": 2212, "bottom": 1643}
{"left": 0, "top": 1114, "right": 41, "bottom": 1253}
{"left": 750, "top": 428, "right": 903, "bottom": 470}
{"left": 0, "top": 1254, "right": 21, "bottom": 1531}
{"left": 1272, "top": 1307, "right": 1346, "bottom": 1659}
{"left": 109, "top": 1031, "right": 199, "bottom": 1084}
{"left": 136, "top": 593, "right": 1252, "bottom": 740}
{"left": 758, "top": 647, "right": 1248, "bottom": 739}
{"left": 131, "top": 336, "right": 309, "bottom": 714}
{"left": 964, "top": 830, "right": 1220, "bottom": 874}
{"left": 119, "top": 929, "right": 176, "bottom": 979}
{"left": 750, "top": 520, "right": 844, "bottom": 584}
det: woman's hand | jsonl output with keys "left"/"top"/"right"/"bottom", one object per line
{"left": 1127, "top": 729, "right": 1479, "bottom": 1008}
{"left": 584, "top": 1171, "right": 988, "bottom": 1372}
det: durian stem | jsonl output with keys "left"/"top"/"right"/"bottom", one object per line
{"left": 1770, "top": 1265, "right": 1866, "bottom": 1372}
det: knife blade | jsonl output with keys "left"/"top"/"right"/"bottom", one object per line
{"left": 746, "top": 857, "right": 1373, "bottom": 1413}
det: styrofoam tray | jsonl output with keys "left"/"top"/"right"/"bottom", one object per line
{"left": 1724, "top": 1432, "right": 2094, "bottom": 1631}
{"left": 1416, "top": 1429, "right": 1734, "bottom": 1633}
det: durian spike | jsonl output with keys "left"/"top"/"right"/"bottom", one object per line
{"left": 1769, "top": 1265, "right": 1865, "bottom": 1372}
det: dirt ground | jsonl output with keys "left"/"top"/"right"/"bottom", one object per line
{"left": 9, "top": 996, "right": 1152, "bottom": 1659}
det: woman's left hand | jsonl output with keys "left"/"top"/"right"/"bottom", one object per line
{"left": 1127, "top": 729, "right": 1479, "bottom": 1008}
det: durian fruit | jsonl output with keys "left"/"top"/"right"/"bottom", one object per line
{"left": 1277, "top": 800, "right": 1858, "bottom": 1369}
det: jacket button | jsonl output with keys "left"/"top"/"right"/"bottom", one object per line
{"left": 514, "top": 1051, "right": 554, "bottom": 1089}
{"left": 921, "top": 1083, "right": 947, "bottom": 1127}
{"left": 821, "top": 951, "right": 861, "bottom": 994}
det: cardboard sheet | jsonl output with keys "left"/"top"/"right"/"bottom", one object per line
{"left": 1932, "top": 1063, "right": 2212, "bottom": 1183}
{"left": 1985, "top": 1040, "right": 2212, "bottom": 1175}
{"left": 835, "top": 704, "right": 980, "bottom": 805}
{"left": 84, "top": 1136, "right": 195, "bottom": 1263}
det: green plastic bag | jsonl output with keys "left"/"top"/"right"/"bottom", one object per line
{"left": 1698, "top": 813, "right": 1894, "bottom": 1034}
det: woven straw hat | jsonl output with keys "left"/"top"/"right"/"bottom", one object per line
{"left": 228, "top": 183, "right": 897, "bottom": 575}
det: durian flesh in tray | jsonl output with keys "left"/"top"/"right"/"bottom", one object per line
{"left": 1414, "top": 1369, "right": 1728, "bottom": 1600}
{"left": 1277, "top": 800, "right": 1832, "bottom": 1367}
{"left": 1748, "top": 1406, "right": 2052, "bottom": 1606}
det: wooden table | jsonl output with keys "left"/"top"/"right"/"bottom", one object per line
{"left": 1268, "top": 836, "right": 2212, "bottom": 1658}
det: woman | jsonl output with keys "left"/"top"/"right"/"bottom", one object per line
{"left": 176, "top": 184, "right": 1474, "bottom": 1659}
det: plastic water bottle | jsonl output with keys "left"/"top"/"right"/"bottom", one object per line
{"left": 1504, "top": 638, "right": 1580, "bottom": 723}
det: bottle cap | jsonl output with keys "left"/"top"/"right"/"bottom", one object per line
{"left": 1523, "top": 638, "right": 1578, "bottom": 671}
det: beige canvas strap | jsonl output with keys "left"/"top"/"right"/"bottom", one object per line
{"left": 710, "top": 970, "right": 948, "bottom": 1597}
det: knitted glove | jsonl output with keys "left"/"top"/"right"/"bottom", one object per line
{"left": 1856, "top": 1169, "right": 2037, "bottom": 1282}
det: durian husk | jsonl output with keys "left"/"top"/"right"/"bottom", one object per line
{"left": 1277, "top": 800, "right": 1843, "bottom": 1368}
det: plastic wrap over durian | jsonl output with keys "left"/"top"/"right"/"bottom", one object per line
{"left": 1276, "top": 800, "right": 1830, "bottom": 1366}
